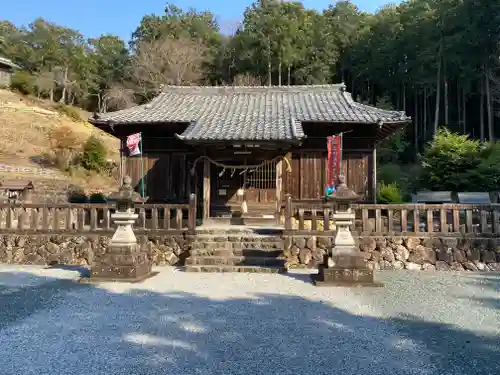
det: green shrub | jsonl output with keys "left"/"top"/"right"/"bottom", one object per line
{"left": 468, "top": 142, "right": 500, "bottom": 191}
{"left": 54, "top": 104, "right": 82, "bottom": 122}
{"left": 10, "top": 71, "right": 35, "bottom": 95}
{"left": 420, "top": 128, "right": 481, "bottom": 191}
{"left": 89, "top": 192, "right": 107, "bottom": 203}
{"left": 81, "top": 135, "right": 107, "bottom": 172}
{"left": 377, "top": 182, "right": 403, "bottom": 204}
{"left": 67, "top": 185, "right": 88, "bottom": 203}
{"left": 377, "top": 129, "right": 410, "bottom": 164}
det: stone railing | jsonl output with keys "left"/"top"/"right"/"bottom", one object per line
{"left": 284, "top": 198, "right": 500, "bottom": 237}
{"left": 0, "top": 194, "right": 197, "bottom": 234}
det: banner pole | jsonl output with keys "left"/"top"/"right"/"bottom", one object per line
{"left": 140, "top": 133, "right": 145, "bottom": 198}
{"left": 119, "top": 138, "right": 123, "bottom": 183}
{"left": 340, "top": 132, "right": 343, "bottom": 180}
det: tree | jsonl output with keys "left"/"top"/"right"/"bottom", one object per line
{"left": 131, "top": 36, "right": 206, "bottom": 98}
{"left": 0, "top": 0, "right": 498, "bottom": 145}
{"left": 34, "top": 70, "right": 55, "bottom": 100}
{"left": 88, "top": 35, "right": 130, "bottom": 112}
{"left": 104, "top": 83, "right": 135, "bottom": 111}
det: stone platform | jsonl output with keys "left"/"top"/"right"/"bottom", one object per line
{"left": 311, "top": 266, "right": 383, "bottom": 287}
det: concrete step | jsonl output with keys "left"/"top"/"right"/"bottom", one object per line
{"left": 192, "top": 241, "right": 283, "bottom": 250}
{"left": 189, "top": 249, "right": 284, "bottom": 257}
{"left": 204, "top": 217, "right": 277, "bottom": 227}
{"left": 184, "top": 265, "right": 287, "bottom": 273}
{"left": 193, "top": 234, "right": 283, "bottom": 242}
{"left": 185, "top": 256, "right": 286, "bottom": 266}
{"left": 195, "top": 228, "right": 283, "bottom": 236}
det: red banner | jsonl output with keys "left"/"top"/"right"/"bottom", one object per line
{"left": 326, "top": 135, "right": 341, "bottom": 187}
{"left": 126, "top": 133, "right": 142, "bottom": 156}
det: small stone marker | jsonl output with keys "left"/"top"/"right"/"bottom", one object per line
{"left": 82, "top": 176, "right": 157, "bottom": 283}
{"left": 312, "top": 176, "right": 383, "bottom": 287}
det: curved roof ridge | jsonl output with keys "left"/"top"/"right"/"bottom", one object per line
{"left": 92, "top": 93, "right": 167, "bottom": 122}
{"left": 341, "top": 91, "right": 410, "bottom": 121}
{"left": 161, "top": 84, "right": 346, "bottom": 94}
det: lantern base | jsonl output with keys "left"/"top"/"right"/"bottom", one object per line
{"left": 83, "top": 243, "right": 156, "bottom": 283}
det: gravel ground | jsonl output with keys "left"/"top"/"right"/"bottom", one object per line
{"left": 0, "top": 266, "right": 499, "bottom": 375}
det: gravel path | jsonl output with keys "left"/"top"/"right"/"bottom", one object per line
{"left": 0, "top": 266, "right": 499, "bottom": 375}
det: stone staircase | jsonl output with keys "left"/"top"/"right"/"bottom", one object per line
{"left": 210, "top": 202, "right": 279, "bottom": 227}
{"left": 184, "top": 228, "right": 287, "bottom": 273}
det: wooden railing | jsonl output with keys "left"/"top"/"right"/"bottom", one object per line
{"left": 0, "top": 194, "right": 197, "bottom": 234}
{"left": 284, "top": 197, "right": 500, "bottom": 236}
{"left": 352, "top": 203, "right": 500, "bottom": 236}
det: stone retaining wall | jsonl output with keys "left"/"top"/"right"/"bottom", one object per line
{"left": 286, "top": 236, "right": 500, "bottom": 271}
{"left": 0, "top": 234, "right": 191, "bottom": 266}
{"left": 3, "top": 233, "right": 500, "bottom": 272}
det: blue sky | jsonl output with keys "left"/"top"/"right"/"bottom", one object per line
{"left": 2, "top": 0, "right": 398, "bottom": 41}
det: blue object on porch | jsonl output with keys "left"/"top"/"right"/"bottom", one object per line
{"left": 326, "top": 186, "right": 335, "bottom": 196}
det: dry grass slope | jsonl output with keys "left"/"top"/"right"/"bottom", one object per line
{"left": 0, "top": 89, "right": 120, "bottom": 195}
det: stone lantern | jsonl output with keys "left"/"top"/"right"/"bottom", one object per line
{"left": 312, "top": 176, "right": 383, "bottom": 287}
{"left": 86, "top": 176, "right": 156, "bottom": 283}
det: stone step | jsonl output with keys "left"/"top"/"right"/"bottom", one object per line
{"left": 193, "top": 234, "right": 283, "bottom": 242}
{"left": 185, "top": 256, "right": 286, "bottom": 266}
{"left": 204, "top": 217, "right": 278, "bottom": 227}
{"left": 189, "top": 249, "right": 284, "bottom": 257}
{"left": 183, "top": 265, "right": 287, "bottom": 273}
{"left": 195, "top": 228, "right": 283, "bottom": 236}
{"left": 192, "top": 241, "right": 283, "bottom": 250}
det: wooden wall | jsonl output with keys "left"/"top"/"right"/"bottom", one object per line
{"left": 123, "top": 148, "right": 373, "bottom": 204}
{"left": 0, "top": 66, "right": 12, "bottom": 87}
{"left": 282, "top": 151, "right": 373, "bottom": 200}
{"left": 125, "top": 153, "right": 196, "bottom": 203}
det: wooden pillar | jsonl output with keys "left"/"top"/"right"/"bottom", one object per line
{"left": 275, "top": 158, "right": 283, "bottom": 219}
{"left": 119, "top": 138, "right": 124, "bottom": 182}
{"left": 203, "top": 159, "right": 211, "bottom": 220}
{"left": 372, "top": 147, "right": 377, "bottom": 203}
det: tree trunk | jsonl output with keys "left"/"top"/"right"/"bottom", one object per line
{"left": 58, "top": 66, "right": 69, "bottom": 104}
{"left": 444, "top": 79, "right": 449, "bottom": 126}
{"left": 97, "top": 93, "right": 103, "bottom": 113}
{"left": 49, "top": 88, "right": 53, "bottom": 102}
{"left": 414, "top": 88, "right": 418, "bottom": 152}
{"left": 396, "top": 82, "right": 400, "bottom": 109}
{"left": 287, "top": 65, "right": 291, "bottom": 86}
{"left": 403, "top": 83, "right": 406, "bottom": 112}
{"left": 433, "top": 46, "right": 442, "bottom": 135}
{"left": 267, "top": 36, "right": 272, "bottom": 86}
{"left": 480, "top": 77, "right": 485, "bottom": 141}
{"left": 457, "top": 83, "right": 462, "bottom": 132}
{"left": 485, "top": 68, "right": 494, "bottom": 141}
{"left": 462, "top": 89, "right": 466, "bottom": 134}
{"left": 278, "top": 58, "right": 282, "bottom": 86}
{"left": 423, "top": 87, "right": 427, "bottom": 142}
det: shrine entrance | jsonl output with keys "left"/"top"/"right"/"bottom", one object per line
{"left": 209, "top": 157, "right": 279, "bottom": 218}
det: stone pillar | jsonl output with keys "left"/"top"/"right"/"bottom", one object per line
{"left": 312, "top": 176, "right": 383, "bottom": 287}
{"left": 84, "top": 176, "right": 156, "bottom": 283}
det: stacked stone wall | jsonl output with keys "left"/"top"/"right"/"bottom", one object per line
{"left": 286, "top": 236, "right": 500, "bottom": 271}
{"left": 0, "top": 234, "right": 191, "bottom": 266}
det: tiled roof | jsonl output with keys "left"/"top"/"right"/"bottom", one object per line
{"left": 90, "top": 84, "right": 410, "bottom": 142}
{"left": 0, "top": 57, "right": 20, "bottom": 69}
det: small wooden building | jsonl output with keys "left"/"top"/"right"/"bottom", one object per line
{"left": 0, "top": 57, "right": 20, "bottom": 88}
{"left": 90, "top": 84, "right": 410, "bottom": 219}
{"left": 0, "top": 179, "right": 34, "bottom": 202}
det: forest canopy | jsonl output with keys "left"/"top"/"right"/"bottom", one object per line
{"left": 1, "top": 0, "right": 499, "bottom": 154}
